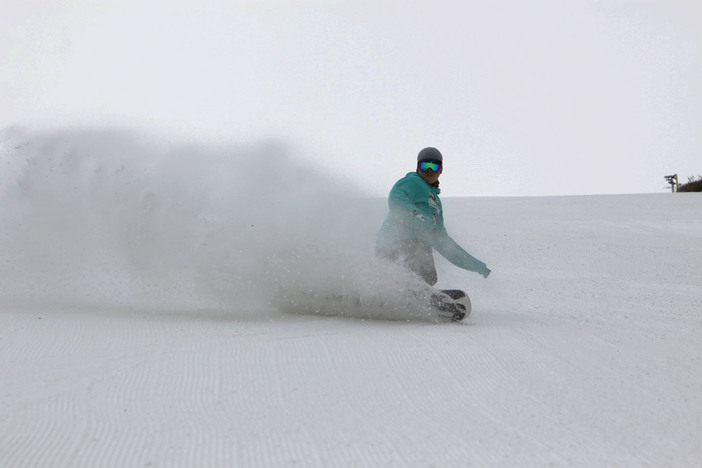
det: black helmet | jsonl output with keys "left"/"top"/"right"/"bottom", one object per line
{"left": 417, "top": 147, "right": 443, "bottom": 162}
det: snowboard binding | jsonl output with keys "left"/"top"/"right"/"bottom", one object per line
{"left": 432, "top": 289, "right": 471, "bottom": 321}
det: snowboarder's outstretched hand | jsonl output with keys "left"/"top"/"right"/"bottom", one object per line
{"left": 480, "top": 266, "right": 491, "bottom": 279}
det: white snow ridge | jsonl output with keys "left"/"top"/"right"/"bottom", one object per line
{"left": 1, "top": 127, "right": 701, "bottom": 467}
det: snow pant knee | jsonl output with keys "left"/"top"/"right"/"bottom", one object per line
{"left": 376, "top": 239, "right": 438, "bottom": 286}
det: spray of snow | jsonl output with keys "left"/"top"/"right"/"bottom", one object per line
{"left": 0, "top": 127, "right": 440, "bottom": 320}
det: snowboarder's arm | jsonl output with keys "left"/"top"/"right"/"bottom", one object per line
{"left": 431, "top": 227, "right": 491, "bottom": 278}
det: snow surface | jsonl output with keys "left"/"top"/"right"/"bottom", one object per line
{"left": 1, "top": 128, "right": 701, "bottom": 467}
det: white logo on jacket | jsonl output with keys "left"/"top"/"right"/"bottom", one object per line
{"left": 428, "top": 193, "right": 440, "bottom": 224}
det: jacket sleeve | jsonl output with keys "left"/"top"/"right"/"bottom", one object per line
{"left": 431, "top": 225, "right": 489, "bottom": 275}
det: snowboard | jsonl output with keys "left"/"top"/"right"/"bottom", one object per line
{"left": 276, "top": 283, "right": 471, "bottom": 323}
{"left": 431, "top": 289, "right": 471, "bottom": 321}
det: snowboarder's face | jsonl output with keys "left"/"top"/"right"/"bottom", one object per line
{"left": 417, "top": 159, "right": 442, "bottom": 185}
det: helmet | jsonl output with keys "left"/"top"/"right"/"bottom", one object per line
{"left": 417, "top": 147, "right": 443, "bottom": 162}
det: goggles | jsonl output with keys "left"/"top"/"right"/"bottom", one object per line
{"left": 418, "top": 159, "right": 442, "bottom": 172}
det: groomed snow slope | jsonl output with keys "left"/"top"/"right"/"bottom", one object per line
{"left": 1, "top": 129, "right": 700, "bottom": 467}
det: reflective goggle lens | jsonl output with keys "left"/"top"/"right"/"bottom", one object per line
{"left": 419, "top": 160, "right": 441, "bottom": 172}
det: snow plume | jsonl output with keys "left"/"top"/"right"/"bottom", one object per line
{"left": 1, "top": 126, "right": 421, "bottom": 318}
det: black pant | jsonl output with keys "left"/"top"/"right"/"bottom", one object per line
{"left": 376, "top": 239, "right": 438, "bottom": 286}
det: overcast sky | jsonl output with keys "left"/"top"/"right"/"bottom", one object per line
{"left": 2, "top": 0, "right": 700, "bottom": 196}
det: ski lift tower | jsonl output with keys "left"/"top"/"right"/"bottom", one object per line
{"left": 664, "top": 174, "right": 679, "bottom": 193}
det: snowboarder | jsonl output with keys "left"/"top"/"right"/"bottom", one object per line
{"left": 375, "top": 147, "right": 491, "bottom": 286}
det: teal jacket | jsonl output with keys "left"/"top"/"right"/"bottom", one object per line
{"left": 376, "top": 172, "right": 490, "bottom": 277}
